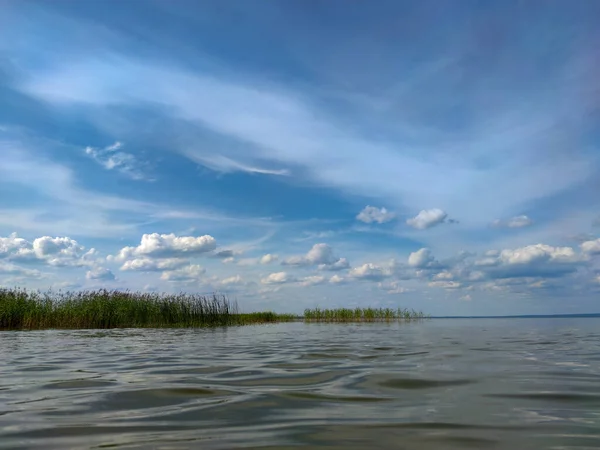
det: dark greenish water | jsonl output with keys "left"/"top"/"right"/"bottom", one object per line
{"left": 1, "top": 319, "right": 600, "bottom": 449}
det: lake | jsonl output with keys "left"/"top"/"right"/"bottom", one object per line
{"left": 1, "top": 319, "right": 599, "bottom": 449}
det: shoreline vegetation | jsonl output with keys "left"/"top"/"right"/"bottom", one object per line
{"left": 0, "top": 288, "right": 427, "bottom": 331}
{"left": 304, "top": 307, "right": 428, "bottom": 322}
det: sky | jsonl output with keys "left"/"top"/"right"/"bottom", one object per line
{"left": 1, "top": 0, "right": 599, "bottom": 315}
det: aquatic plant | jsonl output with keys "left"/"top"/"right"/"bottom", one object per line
{"left": 0, "top": 287, "right": 428, "bottom": 330}
{"left": 303, "top": 306, "right": 427, "bottom": 322}
{"left": 0, "top": 288, "right": 295, "bottom": 330}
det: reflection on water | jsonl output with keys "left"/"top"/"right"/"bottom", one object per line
{"left": 1, "top": 319, "right": 600, "bottom": 449}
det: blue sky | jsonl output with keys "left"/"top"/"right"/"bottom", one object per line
{"left": 1, "top": 0, "right": 599, "bottom": 315}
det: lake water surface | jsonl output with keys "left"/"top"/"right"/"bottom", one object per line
{"left": 1, "top": 319, "right": 600, "bottom": 449}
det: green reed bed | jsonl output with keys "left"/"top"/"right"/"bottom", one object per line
{"left": 0, "top": 288, "right": 295, "bottom": 330}
{"left": 303, "top": 307, "right": 428, "bottom": 322}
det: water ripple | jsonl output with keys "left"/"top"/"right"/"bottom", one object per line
{"left": 1, "top": 319, "right": 599, "bottom": 449}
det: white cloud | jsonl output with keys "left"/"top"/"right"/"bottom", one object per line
{"left": 85, "top": 141, "right": 149, "bottom": 180}
{"left": 506, "top": 215, "right": 533, "bottom": 228}
{"left": 160, "top": 264, "right": 206, "bottom": 282}
{"left": 282, "top": 243, "right": 348, "bottom": 271}
{"left": 407, "top": 248, "right": 437, "bottom": 268}
{"left": 581, "top": 238, "right": 600, "bottom": 255}
{"left": 0, "top": 233, "right": 97, "bottom": 267}
{"left": 113, "top": 233, "right": 217, "bottom": 260}
{"left": 182, "top": 152, "right": 289, "bottom": 176}
{"left": 220, "top": 275, "right": 245, "bottom": 286}
{"left": 236, "top": 253, "right": 279, "bottom": 266}
{"left": 349, "top": 263, "right": 389, "bottom": 281}
{"left": 31, "top": 236, "right": 91, "bottom": 266}
{"left": 86, "top": 267, "right": 115, "bottom": 281}
{"left": 428, "top": 280, "right": 462, "bottom": 289}
{"left": 499, "top": 244, "right": 580, "bottom": 265}
{"left": 261, "top": 271, "right": 292, "bottom": 285}
{"left": 460, "top": 294, "right": 472, "bottom": 301}
{"left": 433, "top": 271, "right": 454, "bottom": 280}
{"left": 356, "top": 205, "right": 395, "bottom": 224}
{"left": 406, "top": 209, "right": 448, "bottom": 230}
{"left": 0, "top": 233, "right": 31, "bottom": 258}
{"left": 329, "top": 274, "right": 345, "bottom": 284}
{"left": 469, "top": 243, "right": 584, "bottom": 280}
{"left": 120, "top": 257, "right": 188, "bottom": 272}
{"left": 318, "top": 258, "right": 349, "bottom": 271}
{"left": 299, "top": 275, "right": 326, "bottom": 286}
{"left": 259, "top": 253, "right": 278, "bottom": 264}
{"left": 491, "top": 215, "right": 533, "bottom": 228}
{"left": 475, "top": 257, "right": 500, "bottom": 267}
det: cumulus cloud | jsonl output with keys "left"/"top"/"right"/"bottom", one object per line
{"left": 318, "top": 258, "right": 350, "bottom": 271}
{"left": 499, "top": 244, "right": 580, "bottom": 265}
{"left": 581, "top": 238, "right": 600, "bottom": 255}
{"left": 329, "top": 274, "right": 345, "bottom": 284}
{"left": 120, "top": 258, "right": 188, "bottom": 272}
{"left": 261, "top": 271, "right": 293, "bottom": 285}
{"left": 356, "top": 205, "right": 395, "bottom": 224}
{"left": 86, "top": 267, "right": 115, "bottom": 281}
{"left": 113, "top": 233, "right": 216, "bottom": 260}
{"left": 85, "top": 141, "right": 148, "bottom": 180}
{"left": 259, "top": 253, "right": 278, "bottom": 264}
{"left": 0, "top": 233, "right": 96, "bottom": 267}
{"left": 433, "top": 271, "right": 454, "bottom": 280}
{"left": 160, "top": 264, "right": 206, "bottom": 282}
{"left": 407, "top": 248, "right": 439, "bottom": 269}
{"left": 406, "top": 209, "right": 449, "bottom": 230}
{"left": 282, "top": 243, "right": 348, "bottom": 271}
{"left": 349, "top": 263, "right": 389, "bottom": 281}
{"left": 0, "top": 233, "right": 31, "bottom": 258}
{"left": 491, "top": 215, "right": 533, "bottom": 228}
{"left": 473, "top": 244, "right": 583, "bottom": 279}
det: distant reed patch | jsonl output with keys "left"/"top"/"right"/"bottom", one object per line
{"left": 303, "top": 307, "right": 428, "bottom": 322}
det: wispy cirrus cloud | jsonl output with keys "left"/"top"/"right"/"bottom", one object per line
{"left": 15, "top": 50, "right": 599, "bottom": 229}
{"left": 491, "top": 215, "right": 533, "bottom": 229}
{"left": 85, "top": 141, "right": 150, "bottom": 180}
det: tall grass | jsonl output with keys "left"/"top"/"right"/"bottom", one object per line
{"left": 0, "top": 288, "right": 295, "bottom": 330}
{"left": 303, "top": 307, "right": 428, "bottom": 322}
{"left": 0, "top": 288, "right": 428, "bottom": 330}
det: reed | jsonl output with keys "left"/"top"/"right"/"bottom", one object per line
{"left": 0, "top": 288, "right": 428, "bottom": 330}
{"left": 0, "top": 288, "right": 295, "bottom": 330}
{"left": 303, "top": 306, "right": 428, "bottom": 322}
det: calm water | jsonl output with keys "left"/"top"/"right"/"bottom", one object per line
{"left": 1, "top": 319, "right": 600, "bottom": 449}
